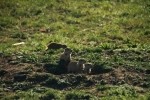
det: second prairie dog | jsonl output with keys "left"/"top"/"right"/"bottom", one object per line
{"left": 83, "top": 63, "right": 93, "bottom": 74}
{"left": 67, "top": 59, "right": 86, "bottom": 73}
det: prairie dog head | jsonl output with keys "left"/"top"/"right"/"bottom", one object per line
{"left": 60, "top": 48, "right": 72, "bottom": 61}
{"left": 77, "top": 59, "right": 86, "bottom": 72}
{"left": 77, "top": 59, "right": 86, "bottom": 66}
{"left": 63, "top": 48, "right": 72, "bottom": 55}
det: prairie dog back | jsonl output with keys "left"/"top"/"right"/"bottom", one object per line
{"left": 67, "top": 59, "right": 86, "bottom": 73}
{"left": 67, "top": 61, "right": 78, "bottom": 73}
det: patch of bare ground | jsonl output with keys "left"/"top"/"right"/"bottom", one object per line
{"left": 0, "top": 56, "right": 149, "bottom": 93}
{"left": 0, "top": 56, "right": 39, "bottom": 81}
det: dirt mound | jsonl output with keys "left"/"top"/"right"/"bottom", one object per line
{"left": 0, "top": 56, "right": 149, "bottom": 92}
{"left": 46, "top": 42, "right": 67, "bottom": 50}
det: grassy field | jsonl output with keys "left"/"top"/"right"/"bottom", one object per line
{"left": 0, "top": 0, "right": 150, "bottom": 99}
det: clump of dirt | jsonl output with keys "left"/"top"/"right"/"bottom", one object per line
{"left": 0, "top": 69, "right": 8, "bottom": 77}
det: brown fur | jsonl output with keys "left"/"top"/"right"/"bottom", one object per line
{"left": 67, "top": 59, "right": 86, "bottom": 73}
{"left": 59, "top": 48, "right": 72, "bottom": 72}
{"left": 60, "top": 48, "right": 72, "bottom": 62}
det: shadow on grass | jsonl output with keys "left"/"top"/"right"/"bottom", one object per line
{"left": 91, "top": 64, "right": 113, "bottom": 74}
{"left": 43, "top": 63, "right": 68, "bottom": 75}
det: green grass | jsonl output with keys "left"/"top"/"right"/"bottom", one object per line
{"left": 1, "top": 0, "right": 150, "bottom": 52}
{"left": 0, "top": 0, "right": 150, "bottom": 99}
{"left": 1, "top": 85, "right": 150, "bottom": 100}
{"left": 97, "top": 84, "right": 150, "bottom": 100}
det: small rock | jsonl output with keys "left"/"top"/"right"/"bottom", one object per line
{"left": 14, "top": 74, "right": 27, "bottom": 82}
{"left": 0, "top": 70, "right": 8, "bottom": 77}
{"left": 9, "top": 61, "right": 19, "bottom": 65}
{"left": 145, "top": 69, "right": 150, "bottom": 74}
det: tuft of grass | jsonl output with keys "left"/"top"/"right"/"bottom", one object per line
{"left": 97, "top": 84, "right": 139, "bottom": 100}
{"left": 65, "top": 91, "right": 91, "bottom": 100}
{"left": 40, "top": 90, "right": 59, "bottom": 100}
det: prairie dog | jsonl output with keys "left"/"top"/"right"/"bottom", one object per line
{"left": 60, "top": 48, "right": 72, "bottom": 62}
{"left": 59, "top": 48, "right": 72, "bottom": 72}
{"left": 83, "top": 63, "right": 93, "bottom": 74}
{"left": 67, "top": 59, "right": 86, "bottom": 73}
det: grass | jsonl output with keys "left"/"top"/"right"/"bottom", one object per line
{"left": 97, "top": 84, "right": 150, "bottom": 100}
{"left": 0, "top": 0, "right": 150, "bottom": 99}
{"left": 1, "top": 85, "right": 149, "bottom": 100}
